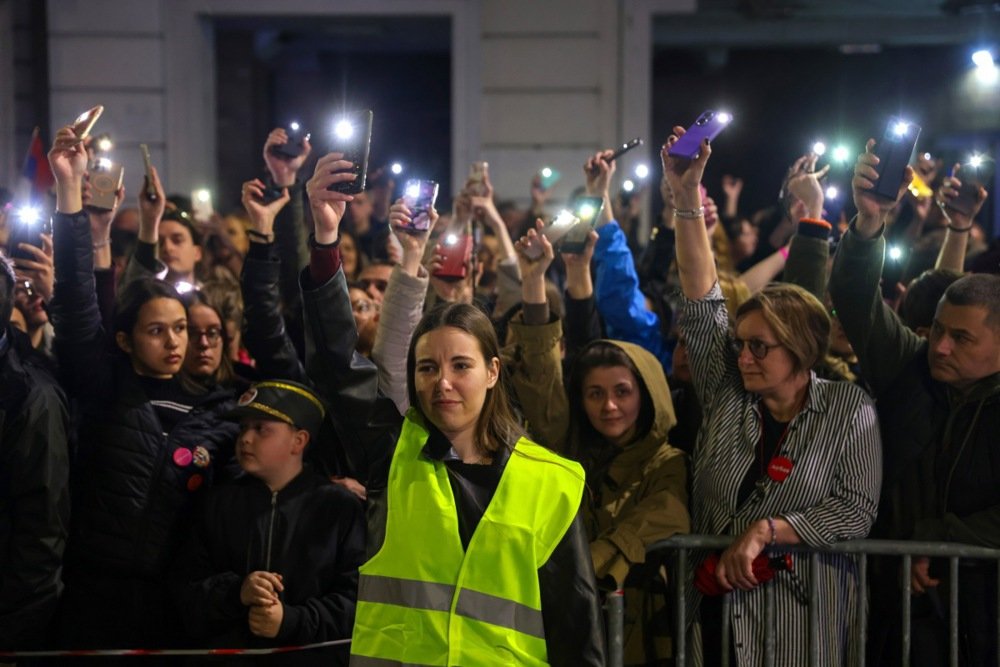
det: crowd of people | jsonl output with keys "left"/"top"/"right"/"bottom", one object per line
{"left": 0, "top": 105, "right": 997, "bottom": 667}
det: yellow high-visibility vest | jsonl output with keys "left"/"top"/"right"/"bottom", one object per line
{"left": 351, "top": 409, "right": 585, "bottom": 666}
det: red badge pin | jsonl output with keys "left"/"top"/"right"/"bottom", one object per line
{"left": 767, "top": 456, "right": 793, "bottom": 483}
{"left": 187, "top": 474, "right": 204, "bottom": 492}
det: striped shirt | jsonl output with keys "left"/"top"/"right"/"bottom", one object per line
{"left": 682, "top": 283, "right": 882, "bottom": 667}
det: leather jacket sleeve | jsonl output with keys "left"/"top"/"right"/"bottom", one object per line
{"left": 301, "top": 268, "right": 402, "bottom": 489}
{"left": 240, "top": 244, "right": 308, "bottom": 382}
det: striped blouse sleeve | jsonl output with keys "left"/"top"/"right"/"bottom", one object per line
{"left": 782, "top": 390, "right": 883, "bottom": 546}
{"left": 680, "top": 281, "right": 741, "bottom": 411}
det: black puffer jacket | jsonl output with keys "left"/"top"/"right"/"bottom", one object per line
{"left": 50, "top": 211, "right": 239, "bottom": 577}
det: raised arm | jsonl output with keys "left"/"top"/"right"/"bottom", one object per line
{"left": 121, "top": 162, "right": 167, "bottom": 286}
{"left": 562, "top": 228, "right": 603, "bottom": 364}
{"left": 264, "top": 128, "right": 311, "bottom": 322}
{"left": 371, "top": 199, "right": 433, "bottom": 413}
{"left": 934, "top": 162, "right": 988, "bottom": 272}
{"left": 829, "top": 139, "right": 924, "bottom": 396}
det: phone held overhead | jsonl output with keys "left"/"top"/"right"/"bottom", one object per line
{"left": 870, "top": 117, "right": 921, "bottom": 201}
{"left": 400, "top": 179, "right": 439, "bottom": 234}
{"left": 668, "top": 110, "right": 733, "bottom": 159}
{"left": 271, "top": 121, "right": 310, "bottom": 159}
{"left": 329, "top": 110, "right": 374, "bottom": 195}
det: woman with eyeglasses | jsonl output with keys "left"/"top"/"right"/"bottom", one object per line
{"left": 662, "top": 126, "right": 882, "bottom": 666}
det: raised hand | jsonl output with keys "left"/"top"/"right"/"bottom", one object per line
{"left": 305, "top": 152, "right": 357, "bottom": 244}
{"left": 784, "top": 153, "right": 830, "bottom": 220}
{"left": 661, "top": 126, "right": 711, "bottom": 211}
{"left": 584, "top": 150, "right": 616, "bottom": 198}
{"left": 13, "top": 233, "right": 54, "bottom": 303}
{"left": 241, "top": 178, "right": 290, "bottom": 239}
{"left": 937, "top": 163, "right": 988, "bottom": 229}
{"left": 514, "top": 220, "right": 555, "bottom": 285}
{"left": 48, "top": 126, "right": 89, "bottom": 213}
{"left": 264, "top": 127, "right": 312, "bottom": 187}
{"left": 388, "top": 198, "right": 435, "bottom": 276}
{"left": 138, "top": 164, "right": 167, "bottom": 244}
{"left": 852, "top": 138, "right": 914, "bottom": 237}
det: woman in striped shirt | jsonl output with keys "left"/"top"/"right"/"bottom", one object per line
{"left": 662, "top": 125, "right": 882, "bottom": 666}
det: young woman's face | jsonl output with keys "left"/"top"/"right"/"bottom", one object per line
{"left": 120, "top": 297, "right": 188, "bottom": 378}
{"left": 582, "top": 365, "right": 642, "bottom": 447}
{"left": 413, "top": 326, "right": 499, "bottom": 444}
{"left": 184, "top": 303, "right": 224, "bottom": 378}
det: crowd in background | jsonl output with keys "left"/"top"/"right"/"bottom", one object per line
{"left": 0, "top": 104, "right": 998, "bottom": 667}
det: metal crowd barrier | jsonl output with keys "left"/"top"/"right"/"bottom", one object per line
{"left": 604, "top": 534, "right": 1000, "bottom": 667}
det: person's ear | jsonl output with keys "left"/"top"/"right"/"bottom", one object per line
{"left": 915, "top": 326, "right": 931, "bottom": 339}
{"left": 291, "top": 429, "right": 310, "bottom": 455}
{"left": 115, "top": 331, "right": 133, "bottom": 355}
{"left": 485, "top": 356, "right": 500, "bottom": 389}
{"left": 193, "top": 245, "right": 203, "bottom": 263}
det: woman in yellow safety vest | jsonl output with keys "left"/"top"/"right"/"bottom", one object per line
{"left": 298, "top": 151, "right": 606, "bottom": 666}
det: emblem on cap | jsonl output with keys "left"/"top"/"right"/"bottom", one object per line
{"left": 238, "top": 387, "right": 258, "bottom": 406}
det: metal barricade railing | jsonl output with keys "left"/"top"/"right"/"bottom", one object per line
{"left": 605, "top": 534, "right": 1000, "bottom": 667}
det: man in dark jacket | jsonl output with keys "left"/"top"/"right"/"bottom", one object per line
{"left": 174, "top": 380, "right": 364, "bottom": 665}
{"left": 830, "top": 143, "right": 999, "bottom": 665}
{"left": 0, "top": 256, "right": 70, "bottom": 649}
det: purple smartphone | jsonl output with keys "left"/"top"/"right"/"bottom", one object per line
{"left": 668, "top": 110, "right": 733, "bottom": 160}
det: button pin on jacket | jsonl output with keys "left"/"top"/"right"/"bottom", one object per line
{"left": 187, "top": 474, "right": 204, "bottom": 492}
{"left": 173, "top": 447, "right": 193, "bottom": 467}
{"left": 193, "top": 445, "right": 211, "bottom": 468}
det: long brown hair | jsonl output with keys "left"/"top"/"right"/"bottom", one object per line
{"left": 406, "top": 302, "right": 523, "bottom": 456}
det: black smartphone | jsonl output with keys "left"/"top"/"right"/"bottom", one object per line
{"left": 559, "top": 196, "right": 604, "bottom": 254}
{"left": 8, "top": 206, "right": 52, "bottom": 260}
{"left": 140, "top": 144, "right": 158, "bottom": 202}
{"left": 668, "top": 110, "right": 733, "bottom": 160}
{"left": 328, "top": 110, "right": 373, "bottom": 195}
{"left": 589, "top": 138, "right": 643, "bottom": 175}
{"left": 522, "top": 210, "right": 579, "bottom": 261}
{"left": 400, "top": 179, "right": 439, "bottom": 234}
{"left": 871, "top": 117, "right": 921, "bottom": 201}
{"left": 271, "top": 122, "right": 309, "bottom": 159}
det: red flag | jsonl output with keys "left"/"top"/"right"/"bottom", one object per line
{"left": 20, "top": 127, "right": 55, "bottom": 198}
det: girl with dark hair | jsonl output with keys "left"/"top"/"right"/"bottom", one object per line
{"left": 507, "top": 225, "right": 689, "bottom": 665}
{"left": 300, "top": 152, "right": 605, "bottom": 666}
{"left": 47, "top": 126, "right": 239, "bottom": 649}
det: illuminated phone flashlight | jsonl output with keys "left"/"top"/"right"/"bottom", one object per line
{"left": 622, "top": 179, "right": 635, "bottom": 193}
{"left": 634, "top": 164, "right": 650, "bottom": 179}
{"left": 825, "top": 186, "right": 839, "bottom": 200}
{"left": 541, "top": 167, "right": 553, "bottom": 178}
{"left": 405, "top": 182, "right": 421, "bottom": 199}
{"left": 175, "top": 281, "right": 195, "bottom": 295}
{"left": 812, "top": 141, "right": 827, "bottom": 157}
{"left": 16, "top": 206, "right": 41, "bottom": 226}
{"left": 334, "top": 118, "right": 354, "bottom": 140}
{"left": 289, "top": 121, "right": 301, "bottom": 132}
{"left": 716, "top": 111, "right": 733, "bottom": 124}
{"left": 96, "top": 157, "right": 114, "bottom": 171}
{"left": 893, "top": 121, "right": 910, "bottom": 137}
{"left": 195, "top": 189, "right": 211, "bottom": 204}
{"left": 922, "top": 152, "right": 932, "bottom": 161}
{"left": 577, "top": 203, "right": 598, "bottom": 222}
{"left": 832, "top": 145, "right": 850, "bottom": 163}
{"left": 553, "top": 210, "right": 577, "bottom": 227}
{"left": 391, "top": 162, "right": 403, "bottom": 175}
{"left": 444, "top": 233, "right": 459, "bottom": 246}
{"left": 888, "top": 245, "right": 904, "bottom": 261}
{"left": 969, "top": 153, "right": 985, "bottom": 169}
{"left": 95, "top": 134, "right": 113, "bottom": 153}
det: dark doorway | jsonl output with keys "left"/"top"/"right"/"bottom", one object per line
{"left": 213, "top": 15, "right": 451, "bottom": 215}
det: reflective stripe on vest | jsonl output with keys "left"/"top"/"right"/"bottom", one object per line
{"left": 351, "top": 410, "right": 585, "bottom": 666}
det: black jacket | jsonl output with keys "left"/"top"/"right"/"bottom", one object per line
{"left": 49, "top": 211, "right": 239, "bottom": 578}
{"left": 0, "top": 327, "right": 70, "bottom": 648}
{"left": 300, "top": 267, "right": 607, "bottom": 667}
{"left": 174, "top": 468, "right": 365, "bottom": 665}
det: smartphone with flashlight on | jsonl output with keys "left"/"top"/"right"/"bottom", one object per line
{"left": 71, "top": 105, "right": 104, "bottom": 142}
{"left": 271, "top": 121, "right": 309, "bottom": 159}
{"left": 329, "top": 110, "right": 374, "bottom": 195}
{"left": 87, "top": 157, "right": 125, "bottom": 211}
{"left": 538, "top": 167, "right": 561, "bottom": 191}
{"left": 9, "top": 206, "right": 53, "bottom": 261}
{"left": 191, "top": 188, "right": 214, "bottom": 223}
{"left": 560, "top": 196, "right": 604, "bottom": 254}
{"left": 668, "top": 110, "right": 733, "bottom": 160}
{"left": 433, "top": 232, "right": 473, "bottom": 280}
{"left": 466, "top": 162, "right": 490, "bottom": 197}
{"left": 871, "top": 117, "right": 921, "bottom": 201}
{"left": 522, "top": 210, "right": 580, "bottom": 261}
{"left": 140, "top": 144, "right": 158, "bottom": 202}
{"left": 400, "top": 179, "right": 439, "bottom": 234}
{"left": 588, "top": 139, "right": 643, "bottom": 176}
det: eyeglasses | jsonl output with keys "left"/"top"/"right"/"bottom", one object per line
{"left": 351, "top": 299, "right": 379, "bottom": 315}
{"left": 190, "top": 327, "right": 223, "bottom": 345}
{"left": 730, "top": 337, "right": 782, "bottom": 360}
{"left": 357, "top": 278, "right": 388, "bottom": 293}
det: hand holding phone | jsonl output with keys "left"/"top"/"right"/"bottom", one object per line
{"left": 432, "top": 232, "right": 473, "bottom": 280}
{"left": 87, "top": 157, "right": 125, "bottom": 211}
{"left": 668, "top": 111, "right": 731, "bottom": 160}
{"left": 466, "top": 162, "right": 490, "bottom": 197}
{"left": 870, "top": 117, "right": 921, "bottom": 201}
{"left": 941, "top": 163, "right": 988, "bottom": 219}
{"left": 140, "top": 144, "right": 158, "bottom": 202}
{"left": 8, "top": 206, "right": 53, "bottom": 261}
{"left": 400, "top": 179, "right": 439, "bottom": 234}
{"left": 270, "top": 122, "right": 310, "bottom": 159}
{"left": 537, "top": 167, "right": 561, "bottom": 191}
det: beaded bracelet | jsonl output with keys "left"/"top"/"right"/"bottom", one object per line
{"left": 673, "top": 207, "right": 705, "bottom": 219}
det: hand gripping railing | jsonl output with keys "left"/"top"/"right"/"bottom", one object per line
{"left": 604, "top": 534, "right": 1000, "bottom": 667}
